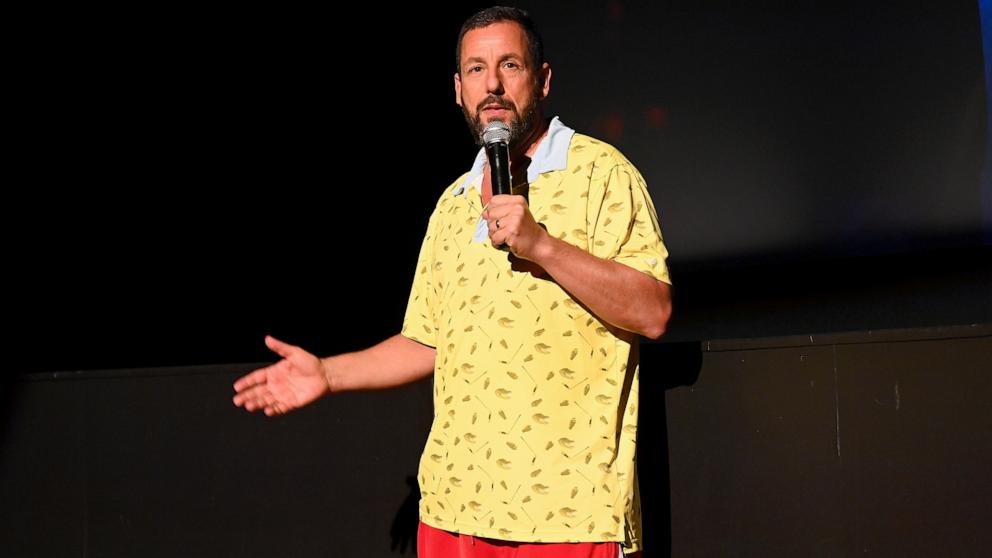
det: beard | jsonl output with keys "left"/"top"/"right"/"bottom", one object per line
{"left": 462, "top": 89, "right": 542, "bottom": 149}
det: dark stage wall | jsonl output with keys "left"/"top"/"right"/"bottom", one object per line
{"left": 2, "top": 325, "right": 989, "bottom": 557}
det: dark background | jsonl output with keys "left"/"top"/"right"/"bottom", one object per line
{"left": 8, "top": 1, "right": 990, "bottom": 374}
{"left": 545, "top": 2, "right": 989, "bottom": 262}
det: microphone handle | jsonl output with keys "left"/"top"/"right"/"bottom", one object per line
{"left": 485, "top": 141, "right": 512, "bottom": 251}
{"left": 486, "top": 141, "right": 512, "bottom": 196}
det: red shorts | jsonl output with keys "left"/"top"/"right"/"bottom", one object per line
{"left": 417, "top": 520, "right": 643, "bottom": 558}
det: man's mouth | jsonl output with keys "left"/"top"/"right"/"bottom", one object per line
{"left": 481, "top": 103, "right": 512, "bottom": 113}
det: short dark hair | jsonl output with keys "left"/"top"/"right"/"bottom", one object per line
{"left": 455, "top": 6, "right": 545, "bottom": 74}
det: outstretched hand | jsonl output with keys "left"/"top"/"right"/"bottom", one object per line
{"left": 232, "top": 336, "right": 330, "bottom": 416}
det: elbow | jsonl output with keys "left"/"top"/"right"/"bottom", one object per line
{"left": 641, "top": 295, "right": 672, "bottom": 340}
{"left": 642, "top": 319, "right": 668, "bottom": 340}
{"left": 640, "top": 309, "right": 670, "bottom": 340}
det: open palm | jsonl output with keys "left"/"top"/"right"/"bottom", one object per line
{"left": 232, "top": 335, "right": 330, "bottom": 416}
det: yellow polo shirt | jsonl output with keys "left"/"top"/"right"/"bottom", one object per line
{"left": 402, "top": 119, "right": 670, "bottom": 555}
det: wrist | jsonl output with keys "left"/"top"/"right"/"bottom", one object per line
{"left": 529, "top": 229, "right": 558, "bottom": 265}
{"left": 320, "top": 356, "right": 339, "bottom": 394}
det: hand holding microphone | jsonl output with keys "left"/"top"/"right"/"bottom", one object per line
{"left": 482, "top": 121, "right": 549, "bottom": 261}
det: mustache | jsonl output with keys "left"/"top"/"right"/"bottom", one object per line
{"left": 476, "top": 96, "right": 516, "bottom": 112}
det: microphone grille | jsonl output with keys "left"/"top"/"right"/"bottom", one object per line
{"left": 482, "top": 120, "right": 511, "bottom": 145}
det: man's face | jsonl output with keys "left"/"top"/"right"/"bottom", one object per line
{"left": 455, "top": 21, "right": 551, "bottom": 148}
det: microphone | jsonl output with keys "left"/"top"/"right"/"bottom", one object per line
{"left": 483, "top": 121, "right": 512, "bottom": 196}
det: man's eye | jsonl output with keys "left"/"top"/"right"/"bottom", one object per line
{"left": 503, "top": 62, "right": 518, "bottom": 69}
{"left": 468, "top": 66, "right": 483, "bottom": 73}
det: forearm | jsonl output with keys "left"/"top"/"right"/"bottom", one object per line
{"left": 322, "top": 333, "right": 436, "bottom": 393}
{"left": 532, "top": 236, "right": 672, "bottom": 339}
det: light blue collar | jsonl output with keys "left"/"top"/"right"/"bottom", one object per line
{"left": 452, "top": 116, "right": 575, "bottom": 196}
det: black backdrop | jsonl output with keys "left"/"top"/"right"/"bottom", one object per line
{"left": 8, "top": 1, "right": 990, "bottom": 374}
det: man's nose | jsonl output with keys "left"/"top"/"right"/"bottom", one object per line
{"left": 485, "top": 70, "right": 504, "bottom": 95}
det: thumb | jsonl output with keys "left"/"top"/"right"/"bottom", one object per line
{"left": 264, "top": 335, "right": 298, "bottom": 359}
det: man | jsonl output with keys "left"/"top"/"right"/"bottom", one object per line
{"left": 233, "top": 7, "right": 671, "bottom": 557}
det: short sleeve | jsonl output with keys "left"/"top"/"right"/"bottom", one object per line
{"left": 401, "top": 208, "right": 441, "bottom": 347}
{"left": 589, "top": 163, "right": 672, "bottom": 285}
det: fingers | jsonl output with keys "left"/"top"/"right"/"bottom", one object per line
{"left": 485, "top": 200, "right": 526, "bottom": 249}
{"left": 485, "top": 199, "right": 525, "bottom": 236}
{"left": 487, "top": 194, "right": 524, "bottom": 208}
{"left": 484, "top": 195, "right": 525, "bottom": 220}
{"left": 233, "top": 384, "right": 281, "bottom": 413}
{"left": 485, "top": 197, "right": 550, "bottom": 262}
{"left": 233, "top": 362, "right": 278, "bottom": 409}
{"left": 232, "top": 337, "right": 295, "bottom": 396}
{"left": 232, "top": 337, "right": 303, "bottom": 417}
{"left": 232, "top": 382, "right": 269, "bottom": 408}
{"left": 233, "top": 366, "right": 270, "bottom": 393}
{"left": 488, "top": 221, "right": 515, "bottom": 250}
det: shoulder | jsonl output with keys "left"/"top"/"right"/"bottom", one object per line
{"left": 567, "top": 133, "right": 639, "bottom": 175}
{"left": 559, "top": 133, "right": 643, "bottom": 192}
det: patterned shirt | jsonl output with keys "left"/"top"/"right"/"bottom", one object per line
{"left": 402, "top": 117, "right": 670, "bottom": 555}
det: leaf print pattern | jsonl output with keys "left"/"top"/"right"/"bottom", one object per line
{"left": 400, "top": 131, "right": 670, "bottom": 554}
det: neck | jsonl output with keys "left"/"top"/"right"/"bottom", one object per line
{"left": 510, "top": 116, "right": 550, "bottom": 166}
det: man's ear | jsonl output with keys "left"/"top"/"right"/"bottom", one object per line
{"left": 454, "top": 72, "right": 463, "bottom": 107}
{"left": 538, "top": 63, "right": 552, "bottom": 100}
